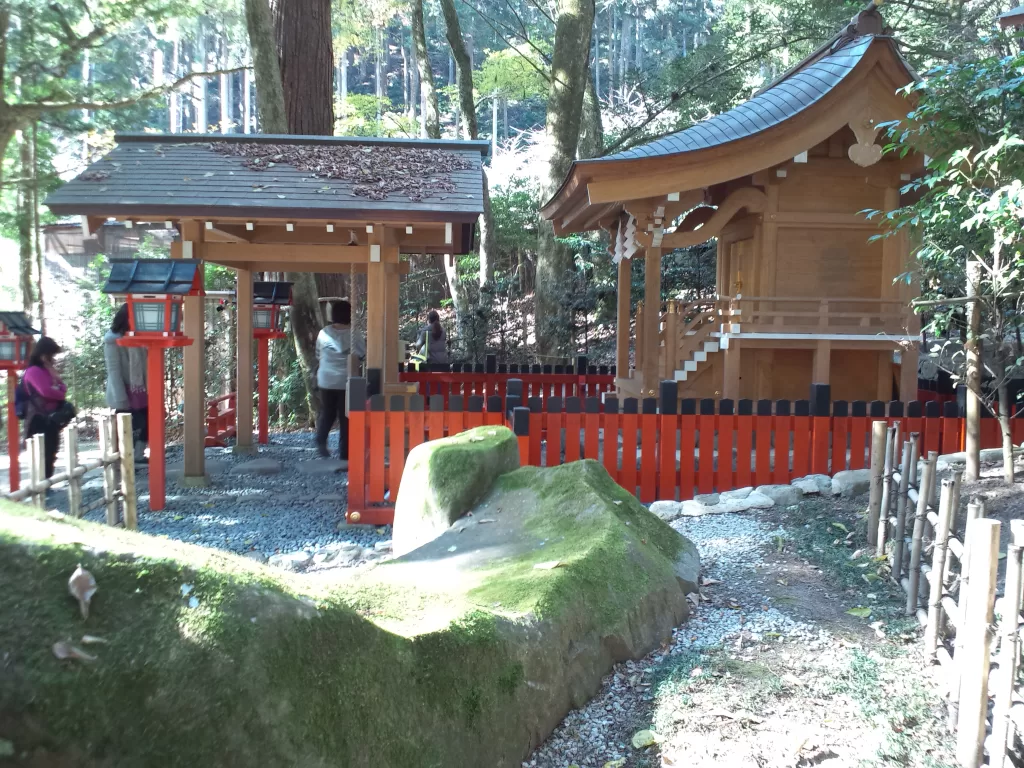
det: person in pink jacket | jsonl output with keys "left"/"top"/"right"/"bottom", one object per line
{"left": 22, "top": 336, "right": 72, "bottom": 478}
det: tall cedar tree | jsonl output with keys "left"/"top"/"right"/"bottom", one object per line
{"left": 535, "top": 0, "right": 596, "bottom": 359}
{"left": 246, "top": 0, "right": 336, "bottom": 418}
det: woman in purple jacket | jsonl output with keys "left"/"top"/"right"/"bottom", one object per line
{"left": 22, "top": 336, "right": 70, "bottom": 478}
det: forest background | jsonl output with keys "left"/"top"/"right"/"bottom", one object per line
{"left": 0, "top": 0, "right": 1018, "bottom": 431}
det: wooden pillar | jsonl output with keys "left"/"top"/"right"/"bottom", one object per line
{"left": 882, "top": 187, "right": 901, "bottom": 300}
{"left": 235, "top": 267, "right": 255, "bottom": 452}
{"left": 722, "top": 338, "right": 741, "bottom": 400}
{"left": 366, "top": 228, "right": 392, "bottom": 376}
{"left": 385, "top": 264, "right": 400, "bottom": 384}
{"left": 877, "top": 351, "right": 892, "bottom": 401}
{"left": 641, "top": 247, "right": 661, "bottom": 397}
{"left": 759, "top": 184, "right": 779, "bottom": 297}
{"left": 179, "top": 220, "right": 207, "bottom": 484}
{"left": 616, "top": 256, "right": 631, "bottom": 376}
{"left": 813, "top": 340, "right": 831, "bottom": 385}
{"left": 900, "top": 345, "right": 918, "bottom": 405}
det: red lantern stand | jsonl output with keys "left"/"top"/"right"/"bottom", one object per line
{"left": 117, "top": 334, "right": 192, "bottom": 511}
{"left": 104, "top": 259, "right": 204, "bottom": 512}
{"left": 254, "top": 327, "right": 286, "bottom": 445}
{"left": 251, "top": 283, "right": 292, "bottom": 446}
{"left": 0, "top": 314, "right": 36, "bottom": 493}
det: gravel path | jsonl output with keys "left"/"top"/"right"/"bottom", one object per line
{"left": 44, "top": 432, "right": 391, "bottom": 563}
{"left": 526, "top": 508, "right": 953, "bottom": 768}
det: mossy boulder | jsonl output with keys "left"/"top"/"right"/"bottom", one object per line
{"left": 0, "top": 460, "right": 697, "bottom": 768}
{"left": 393, "top": 425, "right": 520, "bottom": 556}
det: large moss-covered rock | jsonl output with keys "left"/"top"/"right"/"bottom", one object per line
{"left": 393, "top": 425, "right": 520, "bottom": 556}
{"left": 0, "top": 461, "right": 697, "bottom": 768}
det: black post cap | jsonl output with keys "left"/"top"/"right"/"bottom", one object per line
{"left": 547, "top": 396, "right": 563, "bottom": 413}
{"left": 757, "top": 399, "right": 773, "bottom": 416}
{"left": 869, "top": 400, "right": 886, "bottom": 417}
{"left": 486, "top": 395, "right": 501, "bottom": 413}
{"left": 449, "top": 395, "right": 464, "bottom": 412}
{"left": 809, "top": 383, "right": 830, "bottom": 416}
{"left": 576, "top": 355, "right": 588, "bottom": 374}
{"left": 623, "top": 398, "right": 638, "bottom": 414}
{"left": 907, "top": 401, "right": 922, "bottom": 418}
{"left": 832, "top": 400, "right": 848, "bottom": 418}
{"left": 776, "top": 399, "right": 791, "bottom": 416}
{"left": 497, "top": 363, "right": 508, "bottom": 374}
{"left": 528, "top": 396, "right": 543, "bottom": 413}
{"left": 512, "top": 407, "right": 530, "bottom": 436}
{"left": 429, "top": 394, "right": 445, "bottom": 412}
{"left": 468, "top": 395, "right": 484, "bottom": 412}
{"left": 507, "top": 378, "right": 524, "bottom": 398}
{"left": 409, "top": 394, "right": 425, "bottom": 412}
{"left": 389, "top": 395, "right": 406, "bottom": 412}
{"left": 642, "top": 398, "right": 657, "bottom": 415}
{"left": 369, "top": 394, "right": 386, "bottom": 411}
{"left": 566, "top": 397, "right": 581, "bottom": 414}
{"left": 598, "top": 365, "right": 609, "bottom": 375}
{"left": 505, "top": 395, "right": 522, "bottom": 414}
{"left": 659, "top": 381, "right": 677, "bottom": 415}
{"left": 680, "top": 398, "right": 697, "bottom": 415}
{"left": 542, "top": 364, "right": 553, "bottom": 374}
{"left": 605, "top": 396, "right": 619, "bottom": 414}
{"left": 584, "top": 397, "right": 601, "bottom": 414}
{"left": 348, "top": 378, "right": 368, "bottom": 411}
{"left": 700, "top": 398, "right": 715, "bottom": 415}
{"left": 795, "top": 400, "right": 809, "bottom": 416}
{"left": 486, "top": 354, "right": 497, "bottom": 373}
{"left": 852, "top": 400, "right": 867, "bottom": 417}
{"left": 719, "top": 398, "right": 734, "bottom": 415}
{"left": 888, "top": 401, "right": 904, "bottom": 417}
{"left": 554, "top": 364, "right": 565, "bottom": 374}
{"left": 367, "top": 368, "right": 383, "bottom": 397}
{"left": 531, "top": 364, "right": 542, "bottom": 374}
{"left": 587, "top": 365, "right": 598, "bottom": 375}
{"left": 509, "top": 364, "right": 519, "bottom": 374}
{"left": 925, "top": 401, "right": 940, "bottom": 418}
{"left": 738, "top": 399, "right": 753, "bottom": 416}
{"left": 943, "top": 401, "right": 960, "bottom": 417}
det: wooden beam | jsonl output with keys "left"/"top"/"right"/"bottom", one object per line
{"left": 641, "top": 247, "right": 661, "bottom": 397}
{"left": 178, "top": 220, "right": 207, "bottom": 484}
{"left": 654, "top": 187, "right": 767, "bottom": 249}
{"left": 899, "top": 345, "right": 918, "bottom": 404}
{"left": 385, "top": 268, "right": 401, "bottom": 384}
{"left": 723, "top": 338, "right": 741, "bottom": 400}
{"left": 616, "top": 241, "right": 631, "bottom": 374}
{"left": 204, "top": 226, "right": 252, "bottom": 244}
{"left": 188, "top": 242, "right": 377, "bottom": 264}
{"left": 759, "top": 185, "right": 779, "bottom": 298}
{"left": 236, "top": 267, "right": 254, "bottom": 451}
{"left": 205, "top": 260, "right": 411, "bottom": 275}
{"left": 813, "top": 340, "right": 831, "bottom": 384}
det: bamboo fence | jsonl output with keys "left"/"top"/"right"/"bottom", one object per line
{"left": 4, "top": 411, "right": 138, "bottom": 529}
{"left": 869, "top": 421, "right": 1024, "bottom": 768}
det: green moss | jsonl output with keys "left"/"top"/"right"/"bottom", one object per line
{"left": 466, "top": 461, "right": 683, "bottom": 628}
{"left": 425, "top": 426, "right": 519, "bottom": 520}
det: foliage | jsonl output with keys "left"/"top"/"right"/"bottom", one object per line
{"left": 875, "top": 40, "right": 1024, "bottom": 410}
{"left": 476, "top": 46, "right": 547, "bottom": 100}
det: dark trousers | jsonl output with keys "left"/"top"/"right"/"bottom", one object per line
{"left": 117, "top": 409, "right": 149, "bottom": 446}
{"left": 27, "top": 414, "right": 59, "bottom": 479}
{"left": 316, "top": 389, "right": 349, "bottom": 460}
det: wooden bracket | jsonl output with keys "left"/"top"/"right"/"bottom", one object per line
{"left": 848, "top": 113, "right": 883, "bottom": 167}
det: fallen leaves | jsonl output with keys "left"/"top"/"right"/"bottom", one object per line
{"left": 631, "top": 729, "right": 659, "bottom": 748}
{"left": 209, "top": 142, "right": 474, "bottom": 202}
{"left": 52, "top": 642, "right": 97, "bottom": 663}
{"left": 846, "top": 606, "right": 872, "bottom": 618}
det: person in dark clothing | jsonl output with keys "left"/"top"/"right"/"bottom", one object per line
{"left": 415, "top": 310, "right": 448, "bottom": 366}
{"left": 22, "top": 336, "right": 73, "bottom": 479}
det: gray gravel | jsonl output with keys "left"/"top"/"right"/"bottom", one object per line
{"left": 48, "top": 432, "right": 390, "bottom": 559}
{"left": 526, "top": 513, "right": 826, "bottom": 768}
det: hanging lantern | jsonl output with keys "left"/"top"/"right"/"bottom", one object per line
{"left": 0, "top": 312, "right": 39, "bottom": 369}
{"left": 102, "top": 259, "right": 203, "bottom": 337}
{"left": 253, "top": 281, "right": 292, "bottom": 338}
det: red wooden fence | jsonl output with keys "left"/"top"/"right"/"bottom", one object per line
{"left": 205, "top": 393, "right": 237, "bottom": 447}
{"left": 347, "top": 377, "right": 1021, "bottom": 525}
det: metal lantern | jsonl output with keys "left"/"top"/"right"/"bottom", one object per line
{"left": 253, "top": 281, "right": 292, "bottom": 338}
{"left": 102, "top": 259, "right": 204, "bottom": 337}
{"left": 0, "top": 312, "right": 39, "bottom": 369}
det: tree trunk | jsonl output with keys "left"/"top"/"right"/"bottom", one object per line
{"left": 17, "top": 131, "right": 33, "bottom": 315}
{"left": 965, "top": 258, "right": 982, "bottom": 481}
{"left": 171, "top": 34, "right": 181, "bottom": 132}
{"left": 196, "top": 26, "right": 207, "bottom": 131}
{"left": 341, "top": 48, "right": 349, "bottom": 105}
{"left": 491, "top": 93, "right": 498, "bottom": 157}
{"left": 244, "top": 0, "right": 287, "bottom": 133}
{"left": 411, "top": 0, "right": 440, "bottom": 138}
{"left": 243, "top": 63, "right": 252, "bottom": 132}
{"left": 31, "top": 123, "right": 44, "bottom": 332}
{"left": 578, "top": 65, "right": 603, "bottom": 159}
{"left": 408, "top": 42, "right": 419, "bottom": 123}
{"left": 273, "top": 0, "right": 334, "bottom": 134}
{"left": 535, "top": 0, "right": 596, "bottom": 359}
{"left": 219, "top": 38, "right": 230, "bottom": 132}
{"left": 998, "top": 369, "right": 1015, "bottom": 484}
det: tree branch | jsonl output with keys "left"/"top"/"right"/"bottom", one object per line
{"left": 11, "top": 67, "right": 247, "bottom": 117}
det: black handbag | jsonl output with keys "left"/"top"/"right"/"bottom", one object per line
{"left": 49, "top": 401, "right": 77, "bottom": 430}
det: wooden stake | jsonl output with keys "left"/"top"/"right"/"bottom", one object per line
{"left": 991, "top": 520, "right": 1024, "bottom": 768}
{"left": 925, "top": 477, "right": 956, "bottom": 659}
{"left": 950, "top": 499, "right": 987, "bottom": 731}
{"left": 955, "top": 518, "right": 1000, "bottom": 768}
{"left": 65, "top": 423, "right": 82, "bottom": 518}
{"left": 908, "top": 431, "right": 920, "bottom": 487}
{"left": 894, "top": 440, "right": 913, "bottom": 579}
{"left": 116, "top": 412, "right": 138, "bottom": 530}
{"left": 906, "top": 451, "right": 936, "bottom": 615}
{"left": 867, "top": 420, "right": 887, "bottom": 547}
{"left": 877, "top": 426, "right": 896, "bottom": 555}
{"left": 31, "top": 434, "right": 45, "bottom": 509}
{"left": 99, "top": 414, "right": 118, "bottom": 526}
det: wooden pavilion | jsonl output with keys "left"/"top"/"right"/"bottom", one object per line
{"left": 46, "top": 133, "right": 487, "bottom": 486}
{"left": 542, "top": 6, "right": 922, "bottom": 405}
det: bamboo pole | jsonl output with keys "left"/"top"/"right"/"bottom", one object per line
{"left": 955, "top": 518, "right": 1000, "bottom": 768}
{"left": 908, "top": 432, "right": 920, "bottom": 487}
{"left": 867, "top": 420, "right": 887, "bottom": 547}
{"left": 925, "top": 477, "right": 957, "bottom": 659}
{"left": 31, "top": 435, "right": 45, "bottom": 509}
{"left": 907, "top": 451, "right": 936, "bottom": 615}
{"left": 116, "top": 413, "right": 138, "bottom": 530}
{"left": 877, "top": 426, "right": 896, "bottom": 555}
{"left": 991, "top": 520, "right": 1024, "bottom": 768}
{"left": 894, "top": 440, "right": 913, "bottom": 579}
{"left": 99, "top": 414, "right": 118, "bottom": 526}
{"left": 64, "top": 423, "right": 81, "bottom": 517}
{"left": 949, "top": 499, "right": 987, "bottom": 730}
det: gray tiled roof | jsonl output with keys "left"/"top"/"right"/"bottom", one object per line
{"left": 45, "top": 134, "right": 489, "bottom": 221}
{"left": 0, "top": 312, "right": 40, "bottom": 335}
{"left": 102, "top": 259, "right": 202, "bottom": 295}
{"left": 597, "top": 36, "right": 876, "bottom": 163}
{"left": 253, "top": 282, "right": 293, "bottom": 305}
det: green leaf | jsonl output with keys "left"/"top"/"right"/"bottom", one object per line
{"left": 831, "top": 522, "right": 849, "bottom": 533}
{"left": 846, "top": 606, "right": 872, "bottom": 618}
